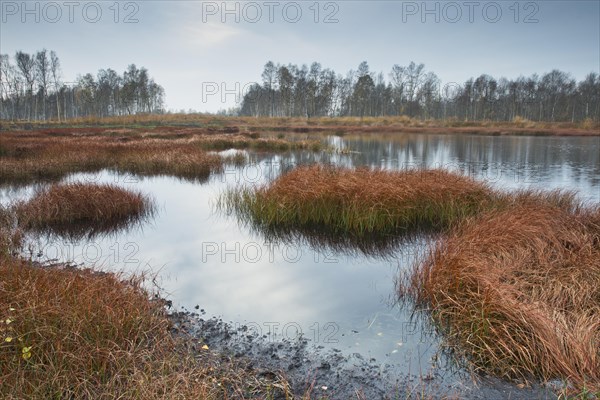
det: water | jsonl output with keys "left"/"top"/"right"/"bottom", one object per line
{"left": 3, "top": 133, "right": 599, "bottom": 378}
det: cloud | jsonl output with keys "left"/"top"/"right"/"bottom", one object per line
{"left": 179, "top": 20, "right": 243, "bottom": 49}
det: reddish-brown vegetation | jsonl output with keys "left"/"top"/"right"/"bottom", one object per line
{"left": 15, "top": 183, "right": 153, "bottom": 238}
{"left": 400, "top": 202, "right": 600, "bottom": 392}
{"left": 221, "top": 165, "right": 497, "bottom": 238}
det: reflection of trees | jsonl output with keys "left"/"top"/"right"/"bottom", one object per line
{"left": 248, "top": 134, "right": 599, "bottom": 199}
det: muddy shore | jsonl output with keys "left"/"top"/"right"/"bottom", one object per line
{"left": 169, "top": 310, "right": 560, "bottom": 400}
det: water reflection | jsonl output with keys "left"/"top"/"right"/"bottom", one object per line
{"left": 223, "top": 213, "right": 435, "bottom": 259}
{"left": 22, "top": 217, "right": 156, "bottom": 244}
{"left": 0, "top": 133, "right": 598, "bottom": 381}
{"left": 326, "top": 133, "right": 600, "bottom": 202}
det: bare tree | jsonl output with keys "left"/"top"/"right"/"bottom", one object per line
{"left": 405, "top": 62, "right": 425, "bottom": 103}
{"left": 0, "top": 54, "right": 9, "bottom": 117}
{"left": 15, "top": 51, "right": 36, "bottom": 120}
{"left": 50, "top": 51, "right": 62, "bottom": 121}
{"left": 35, "top": 49, "right": 50, "bottom": 120}
{"left": 261, "top": 61, "right": 277, "bottom": 117}
{"left": 242, "top": 60, "right": 600, "bottom": 122}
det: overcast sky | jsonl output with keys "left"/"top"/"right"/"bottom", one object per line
{"left": 1, "top": 0, "right": 599, "bottom": 112}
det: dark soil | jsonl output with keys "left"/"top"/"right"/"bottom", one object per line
{"left": 169, "top": 310, "right": 561, "bottom": 399}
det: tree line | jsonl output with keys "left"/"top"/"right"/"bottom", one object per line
{"left": 0, "top": 49, "right": 165, "bottom": 121}
{"left": 239, "top": 61, "right": 600, "bottom": 122}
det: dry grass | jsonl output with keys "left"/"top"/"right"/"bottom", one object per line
{"left": 14, "top": 183, "right": 153, "bottom": 239}
{"left": 399, "top": 200, "right": 600, "bottom": 392}
{"left": 220, "top": 165, "right": 497, "bottom": 239}
{"left": 0, "top": 197, "right": 297, "bottom": 399}
{"left": 195, "top": 133, "right": 323, "bottom": 152}
{"left": 3, "top": 114, "right": 597, "bottom": 135}
{"left": 0, "top": 256, "right": 295, "bottom": 399}
{"left": 0, "top": 128, "right": 323, "bottom": 186}
{"left": 0, "top": 205, "right": 23, "bottom": 259}
{"left": 0, "top": 137, "right": 222, "bottom": 185}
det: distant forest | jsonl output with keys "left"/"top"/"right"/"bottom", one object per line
{"left": 0, "top": 49, "right": 165, "bottom": 121}
{"left": 239, "top": 61, "right": 600, "bottom": 122}
{"left": 2, "top": 52, "right": 599, "bottom": 123}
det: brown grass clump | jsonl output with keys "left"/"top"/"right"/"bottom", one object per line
{"left": 0, "top": 258, "right": 290, "bottom": 399}
{"left": 400, "top": 202, "right": 600, "bottom": 392}
{"left": 0, "top": 201, "right": 291, "bottom": 399}
{"left": 0, "top": 135, "right": 226, "bottom": 185}
{"left": 0, "top": 128, "right": 324, "bottom": 186}
{"left": 15, "top": 183, "right": 153, "bottom": 239}
{"left": 0, "top": 205, "right": 23, "bottom": 259}
{"left": 114, "top": 145, "right": 224, "bottom": 182}
{"left": 4, "top": 114, "right": 596, "bottom": 136}
{"left": 220, "top": 165, "right": 496, "bottom": 239}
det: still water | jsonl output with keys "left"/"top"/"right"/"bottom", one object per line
{"left": 3, "top": 133, "right": 599, "bottom": 376}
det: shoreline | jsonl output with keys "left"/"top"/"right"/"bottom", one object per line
{"left": 1, "top": 116, "right": 598, "bottom": 137}
{"left": 1, "top": 125, "right": 597, "bottom": 398}
{"left": 169, "top": 308, "right": 561, "bottom": 399}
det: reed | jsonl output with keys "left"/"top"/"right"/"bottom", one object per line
{"left": 15, "top": 183, "right": 154, "bottom": 239}
{"left": 0, "top": 201, "right": 295, "bottom": 399}
{"left": 0, "top": 128, "right": 324, "bottom": 186}
{"left": 0, "top": 258, "right": 291, "bottom": 399}
{"left": 220, "top": 165, "right": 497, "bottom": 238}
{"left": 0, "top": 136, "right": 223, "bottom": 185}
{"left": 3, "top": 116, "right": 596, "bottom": 140}
{"left": 399, "top": 202, "right": 600, "bottom": 392}
{"left": 195, "top": 134, "right": 323, "bottom": 152}
{"left": 4, "top": 114, "right": 598, "bottom": 132}
{"left": 0, "top": 205, "right": 22, "bottom": 259}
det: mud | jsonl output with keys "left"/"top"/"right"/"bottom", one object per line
{"left": 169, "top": 310, "right": 560, "bottom": 400}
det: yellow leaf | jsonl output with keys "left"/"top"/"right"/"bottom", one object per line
{"left": 22, "top": 346, "right": 32, "bottom": 360}
{"left": 201, "top": 344, "right": 209, "bottom": 350}
{"left": 5, "top": 319, "right": 12, "bottom": 325}
{"left": 4, "top": 337, "right": 13, "bottom": 343}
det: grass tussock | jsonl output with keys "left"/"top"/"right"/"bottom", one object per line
{"left": 0, "top": 128, "right": 324, "bottom": 186}
{"left": 0, "top": 207, "right": 293, "bottom": 399}
{"left": 0, "top": 258, "right": 292, "bottom": 399}
{"left": 0, "top": 136, "right": 225, "bottom": 185}
{"left": 399, "top": 202, "right": 600, "bottom": 392}
{"left": 195, "top": 133, "right": 323, "bottom": 152}
{"left": 220, "top": 165, "right": 496, "bottom": 238}
{"left": 0, "top": 205, "right": 23, "bottom": 258}
{"left": 15, "top": 183, "right": 154, "bottom": 239}
{"left": 4, "top": 114, "right": 598, "bottom": 135}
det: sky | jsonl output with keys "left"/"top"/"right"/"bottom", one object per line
{"left": 1, "top": 0, "right": 599, "bottom": 112}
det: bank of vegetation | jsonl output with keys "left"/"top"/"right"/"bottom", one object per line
{"left": 221, "top": 165, "right": 600, "bottom": 394}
